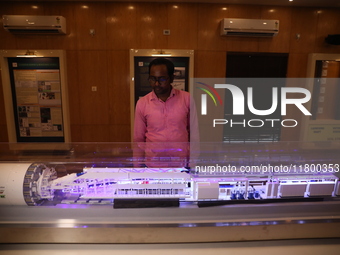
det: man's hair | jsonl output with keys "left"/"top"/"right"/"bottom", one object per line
{"left": 149, "top": 58, "right": 174, "bottom": 77}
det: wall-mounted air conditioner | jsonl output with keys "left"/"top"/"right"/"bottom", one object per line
{"left": 2, "top": 15, "right": 66, "bottom": 34}
{"left": 220, "top": 18, "right": 279, "bottom": 37}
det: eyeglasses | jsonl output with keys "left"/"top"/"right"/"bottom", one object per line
{"left": 148, "top": 76, "right": 169, "bottom": 84}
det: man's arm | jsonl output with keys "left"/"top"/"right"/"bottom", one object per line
{"left": 133, "top": 101, "right": 147, "bottom": 142}
{"left": 133, "top": 101, "right": 147, "bottom": 167}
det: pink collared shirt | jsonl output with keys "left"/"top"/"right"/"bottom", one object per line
{"left": 134, "top": 88, "right": 192, "bottom": 143}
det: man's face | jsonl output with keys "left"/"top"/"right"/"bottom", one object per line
{"left": 149, "top": 64, "right": 173, "bottom": 97}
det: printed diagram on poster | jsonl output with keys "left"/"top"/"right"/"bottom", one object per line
{"left": 173, "top": 67, "right": 186, "bottom": 91}
{"left": 7, "top": 57, "right": 65, "bottom": 142}
{"left": 14, "top": 68, "right": 63, "bottom": 138}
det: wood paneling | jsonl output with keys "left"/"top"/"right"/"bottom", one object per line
{"left": 0, "top": 1, "right": 340, "bottom": 143}
{"left": 0, "top": 4, "right": 17, "bottom": 50}
{"left": 74, "top": 2, "right": 107, "bottom": 50}
{"left": 228, "top": 4, "right": 262, "bottom": 18}
{"left": 107, "top": 50, "right": 130, "bottom": 125}
{"left": 259, "top": 6, "right": 292, "bottom": 53}
{"left": 168, "top": 3, "right": 198, "bottom": 49}
{"left": 195, "top": 50, "right": 226, "bottom": 77}
{"left": 80, "top": 125, "right": 111, "bottom": 142}
{"left": 135, "top": 2, "right": 168, "bottom": 49}
{"left": 109, "top": 124, "right": 131, "bottom": 142}
{"left": 315, "top": 9, "right": 340, "bottom": 53}
{"left": 77, "top": 50, "right": 109, "bottom": 125}
{"left": 197, "top": 4, "right": 229, "bottom": 51}
{"left": 106, "top": 3, "right": 137, "bottom": 50}
{"left": 70, "top": 124, "right": 82, "bottom": 142}
{"left": 289, "top": 8, "right": 318, "bottom": 54}
{"left": 0, "top": 125, "right": 9, "bottom": 142}
{"left": 66, "top": 50, "right": 80, "bottom": 125}
{"left": 286, "top": 53, "right": 309, "bottom": 77}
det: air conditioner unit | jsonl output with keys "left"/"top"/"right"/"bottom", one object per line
{"left": 220, "top": 18, "right": 279, "bottom": 37}
{"left": 2, "top": 15, "right": 66, "bottom": 34}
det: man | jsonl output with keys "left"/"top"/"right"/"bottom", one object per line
{"left": 133, "top": 58, "right": 198, "bottom": 167}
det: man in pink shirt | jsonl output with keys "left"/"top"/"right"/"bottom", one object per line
{"left": 133, "top": 58, "right": 198, "bottom": 167}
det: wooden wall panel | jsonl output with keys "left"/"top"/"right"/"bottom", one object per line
{"left": 315, "top": 9, "right": 340, "bottom": 53}
{"left": 168, "top": 3, "right": 198, "bottom": 49}
{"left": 197, "top": 4, "right": 229, "bottom": 51}
{"left": 74, "top": 2, "right": 107, "bottom": 50}
{"left": 195, "top": 50, "right": 226, "bottom": 77}
{"left": 66, "top": 50, "right": 80, "bottom": 126}
{"left": 106, "top": 3, "right": 137, "bottom": 50}
{"left": 135, "top": 3, "right": 168, "bottom": 49}
{"left": 0, "top": 4, "right": 17, "bottom": 49}
{"left": 107, "top": 50, "right": 130, "bottom": 125}
{"left": 80, "top": 125, "right": 111, "bottom": 142}
{"left": 44, "top": 2, "right": 78, "bottom": 50}
{"left": 289, "top": 8, "right": 318, "bottom": 54}
{"left": 70, "top": 124, "right": 82, "bottom": 142}
{"left": 0, "top": 1, "right": 340, "bottom": 143}
{"left": 286, "top": 53, "right": 309, "bottom": 77}
{"left": 259, "top": 6, "right": 292, "bottom": 53}
{"left": 228, "top": 4, "right": 262, "bottom": 18}
{"left": 109, "top": 124, "right": 131, "bottom": 142}
{"left": 15, "top": 34, "right": 48, "bottom": 50}
{"left": 3, "top": 2, "right": 45, "bottom": 15}
{"left": 0, "top": 125, "right": 8, "bottom": 142}
{"left": 77, "top": 50, "right": 109, "bottom": 125}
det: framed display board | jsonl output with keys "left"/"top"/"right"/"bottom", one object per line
{"left": 0, "top": 50, "right": 70, "bottom": 143}
{"left": 300, "top": 53, "right": 340, "bottom": 145}
{"left": 129, "top": 49, "right": 194, "bottom": 140}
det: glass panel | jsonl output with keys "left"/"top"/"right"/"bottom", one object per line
{"left": 0, "top": 142, "right": 339, "bottom": 206}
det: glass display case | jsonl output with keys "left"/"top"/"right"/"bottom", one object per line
{"left": 1, "top": 142, "right": 339, "bottom": 206}
{"left": 0, "top": 142, "right": 339, "bottom": 244}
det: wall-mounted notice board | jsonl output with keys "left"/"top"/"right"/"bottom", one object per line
{"left": 0, "top": 50, "right": 70, "bottom": 143}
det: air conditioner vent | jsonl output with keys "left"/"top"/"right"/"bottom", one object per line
{"left": 221, "top": 18, "right": 279, "bottom": 37}
{"left": 3, "top": 15, "right": 66, "bottom": 34}
{"left": 225, "top": 31, "right": 278, "bottom": 37}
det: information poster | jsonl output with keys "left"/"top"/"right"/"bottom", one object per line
{"left": 307, "top": 124, "right": 340, "bottom": 142}
{"left": 134, "top": 56, "right": 189, "bottom": 105}
{"left": 8, "top": 57, "right": 64, "bottom": 142}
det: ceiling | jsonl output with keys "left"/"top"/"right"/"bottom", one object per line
{"left": 3, "top": 0, "right": 340, "bottom": 8}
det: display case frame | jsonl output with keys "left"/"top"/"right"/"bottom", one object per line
{"left": 0, "top": 141, "right": 339, "bottom": 244}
